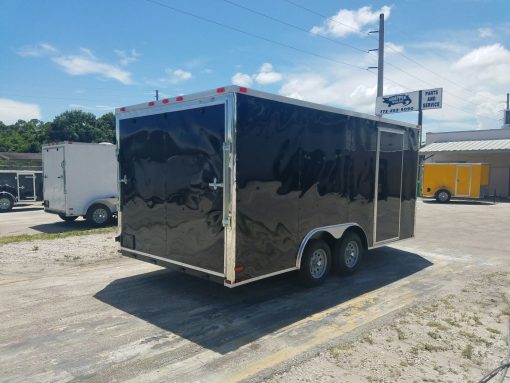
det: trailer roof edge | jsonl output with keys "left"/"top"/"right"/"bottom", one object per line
{"left": 115, "top": 85, "right": 417, "bottom": 129}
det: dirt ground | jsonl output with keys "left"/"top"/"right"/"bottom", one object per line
{"left": 0, "top": 200, "right": 509, "bottom": 383}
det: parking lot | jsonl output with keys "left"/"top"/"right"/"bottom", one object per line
{"left": 0, "top": 200, "right": 509, "bottom": 382}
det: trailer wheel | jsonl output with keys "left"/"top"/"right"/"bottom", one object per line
{"left": 58, "top": 214, "right": 78, "bottom": 222}
{"left": 299, "top": 239, "right": 332, "bottom": 287}
{"left": 333, "top": 232, "right": 364, "bottom": 275}
{"left": 0, "top": 195, "right": 14, "bottom": 212}
{"left": 435, "top": 189, "right": 451, "bottom": 203}
{"left": 87, "top": 203, "right": 112, "bottom": 227}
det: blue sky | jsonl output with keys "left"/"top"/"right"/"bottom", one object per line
{"left": 1, "top": 0, "right": 509, "bottom": 134}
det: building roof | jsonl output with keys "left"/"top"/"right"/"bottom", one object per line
{"left": 420, "top": 139, "right": 510, "bottom": 153}
{"left": 0, "top": 152, "right": 42, "bottom": 161}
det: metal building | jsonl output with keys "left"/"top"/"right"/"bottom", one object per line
{"left": 420, "top": 129, "right": 510, "bottom": 198}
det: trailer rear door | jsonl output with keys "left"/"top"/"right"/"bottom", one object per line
{"left": 119, "top": 102, "right": 227, "bottom": 276}
{"left": 455, "top": 165, "right": 472, "bottom": 196}
{"left": 43, "top": 146, "right": 66, "bottom": 212}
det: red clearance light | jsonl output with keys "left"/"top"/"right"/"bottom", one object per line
{"left": 68, "top": 140, "right": 73, "bottom": 144}
{"left": 148, "top": 101, "right": 155, "bottom": 106}
{"left": 234, "top": 265, "right": 244, "bottom": 273}
{"left": 119, "top": 107, "right": 126, "bottom": 112}
{"left": 239, "top": 87, "right": 248, "bottom": 93}
{"left": 216, "top": 87, "right": 225, "bottom": 93}
{"left": 176, "top": 96, "right": 183, "bottom": 102}
{"left": 162, "top": 98, "right": 170, "bottom": 104}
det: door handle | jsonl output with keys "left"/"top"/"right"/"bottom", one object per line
{"left": 57, "top": 176, "right": 64, "bottom": 179}
{"left": 208, "top": 177, "right": 224, "bottom": 190}
{"left": 19, "top": 186, "right": 25, "bottom": 189}
{"left": 120, "top": 175, "right": 128, "bottom": 184}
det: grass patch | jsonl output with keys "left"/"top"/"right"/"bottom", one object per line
{"left": 427, "top": 321, "right": 449, "bottom": 331}
{"left": 0, "top": 226, "right": 116, "bottom": 245}
{"left": 462, "top": 344, "right": 474, "bottom": 359}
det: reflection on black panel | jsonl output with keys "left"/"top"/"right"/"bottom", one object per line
{"left": 376, "top": 131, "right": 404, "bottom": 242}
{"left": 118, "top": 105, "right": 225, "bottom": 273}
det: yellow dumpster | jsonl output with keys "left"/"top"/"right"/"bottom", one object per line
{"left": 421, "top": 163, "right": 490, "bottom": 202}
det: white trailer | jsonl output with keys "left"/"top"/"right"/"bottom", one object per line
{"left": 42, "top": 142, "right": 118, "bottom": 226}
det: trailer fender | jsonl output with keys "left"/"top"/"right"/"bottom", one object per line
{"left": 0, "top": 190, "right": 17, "bottom": 203}
{"left": 84, "top": 197, "right": 118, "bottom": 215}
{"left": 296, "top": 224, "right": 368, "bottom": 269}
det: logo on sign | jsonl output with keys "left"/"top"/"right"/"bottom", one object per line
{"left": 382, "top": 95, "right": 413, "bottom": 107}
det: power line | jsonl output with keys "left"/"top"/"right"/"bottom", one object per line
{"left": 223, "top": 0, "right": 368, "bottom": 54}
{"left": 144, "top": 0, "right": 367, "bottom": 71}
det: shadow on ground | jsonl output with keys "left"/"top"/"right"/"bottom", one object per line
{"left": 422, "top": 199, "right": 496, "bottom": 206}
{"left": 30, "top": 219, "right": 117, "bottom": 233}
{"left": 95, "top": 246, "right": 432, "bottom": 354}
{"left": 12, "top": 206, "right": 44, "bottom": 213}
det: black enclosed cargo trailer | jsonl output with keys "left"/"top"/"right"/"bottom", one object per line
{"left": 0, "top": 170, "right": 43, "bottom": 212}
{"left": 116, "top": 86, "right": 418, "bottom": 287}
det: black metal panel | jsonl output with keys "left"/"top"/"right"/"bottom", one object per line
{"left": 18, "top": 174, "right": 35, "bottom": 200}
{"left": 35, "top": 173, "right": 43, "bottom": 201}
{"left": 119, "top": 104, "right": 225, "bottom": 274}
{"left": 0, "top": 172, "right": 17, "bottom": 197}
{"left": 235, "top": 95, "right": 380, "bottom": 280}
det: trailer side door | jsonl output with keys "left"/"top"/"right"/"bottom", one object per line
{"left": 374, "top": 128, "right": 404, "bottom": 243}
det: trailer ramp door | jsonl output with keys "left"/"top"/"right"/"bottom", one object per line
{"left": 374, "top": 128, "right": 404, "bottom": 243}
{"left": 119, "top": 103, "right": 226, "bottom": 275}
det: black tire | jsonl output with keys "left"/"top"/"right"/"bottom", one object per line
{"left": 58, "top": 214, "right": 78, "bottom": 222}
{"left": 0, "top": 195, "right": 14, "bottom": 212}
{"left": 298, "top": 239, "right": 332, "bottom": 287}
{"left": 333, "top": 232, "right": 364, "bottom": 275}
{"left": 86, "top": 203, "right": 112, "bottom": 227}
{"left": 435, "top": 189, "right": 451, "bottom": 203}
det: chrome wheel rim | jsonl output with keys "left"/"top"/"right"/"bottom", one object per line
{"left": 310, "top": 248, "right": 327, "bottom": 279}
{"left": 438, "top": 191, "right": 448, "bottom": 202}
{"left": 0, "top": 198, "right": 11, "bottom": 210}
{"left": 344, "top": 241, "right": 359, "bottom": 268}
{"left": 92, "top": 208, "right": 108, "bottom": 224}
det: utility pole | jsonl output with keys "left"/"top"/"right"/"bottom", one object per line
{"left": 377, "top": 13, "right": 384, "bottom": 98}
{"left": 155, "top": 90, "right": 159, "bottom": 101}
{"left": 369, "top": 13, "right": 385, "bottom": 113}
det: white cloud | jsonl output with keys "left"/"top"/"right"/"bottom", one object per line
{"left": 232, "top": 72, "right": 253, "bottom": 87}
{"left": 53, "top": 50, "right": 133, "bottom": 85}
{"left": 453, "top": 43, "right": 510, "bottom": 84}
{"left": 231, "top": 63, "right": 283, "bottom": 87}
{"left": 114, "top": 49, "right": 140, "bottom": 66}
{"left": 385, "top": 42, "right": 404, "bottom": 54}
{"left": 478, "top": 27, "right": 494, "bottom": 39}
{"left": 17, "top": 43, "right": 58, "bottom": 57}
{"left": 253, "top": 63, "right": 283, "bottom": 85}
{"left": 311, "top": 5, "right": 391, "bottom": 38}
{"left": 0, "top": 99, "right": 42, "bottom": 124}
{"left": 156, "top": 68, "right": 193, "bottom": 84}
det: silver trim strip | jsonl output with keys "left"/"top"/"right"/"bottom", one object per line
{"left": 224, "top": 267, "right": 298, "bottom": 288}
{"left": 295, "top": 223, "right": 365, "bottom": 269}
{"left": 121, "top": 247, "right": 225, "bottom": 278}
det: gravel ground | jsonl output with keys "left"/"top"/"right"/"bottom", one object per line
{"left": 264, "top": 271, "right": 510, "bottom": 383}
{"left": 0, "top": 233, "right": 120, "bottom": 274}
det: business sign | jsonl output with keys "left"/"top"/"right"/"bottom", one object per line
{"left": 421, "top": 88, "right": 443, "bottom": 110}
{"left": 376, "top": 88, "right": 442, "bottom": 115}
